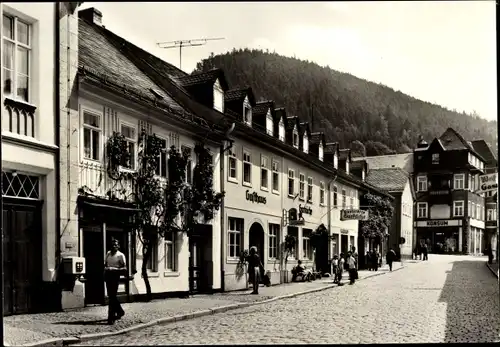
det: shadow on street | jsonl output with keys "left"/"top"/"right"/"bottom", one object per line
{"left": 438, "top": 260, "right": 499, "bottom": 343}
{"left": 51, "top": 319, "right": 109, "bottom": 326}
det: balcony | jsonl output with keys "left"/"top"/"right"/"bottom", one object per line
{"left": 429, "top": 189, "right": 451, "bottom": 196}
{"left": 3, "top": 97, "right": 36, "bottom": 138}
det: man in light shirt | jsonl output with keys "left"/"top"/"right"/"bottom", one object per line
{"left": 104, "top": 238, "right": 127, "bottom": 324}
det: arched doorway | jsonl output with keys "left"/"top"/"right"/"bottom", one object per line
{"left": 249, "top": 222, "right": 265, "bottom": 267}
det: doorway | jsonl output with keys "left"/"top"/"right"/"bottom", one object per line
{"left": 83, "top": 225, "right": 104, "bottom": 305}
{"left": 249, "top": 223, "right": 265, "bottom": 283}
{"left": 2, "top": 199, "right": 43, "bottom": 315}
{"left": 189, "top": 225, "right": 213, "bottom": 294}
{"left": 341, "top": 234, "right": 348, "bottom": 255}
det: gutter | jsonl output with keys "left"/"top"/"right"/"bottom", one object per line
{"left": 54, "top": 2, "right": 62, "bottom": 281}
{"left": 219, "top": 143, "right": 225, "bottom": 292}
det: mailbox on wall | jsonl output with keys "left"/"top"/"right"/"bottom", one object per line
{"left": 62, "top": 256, "right": 86, "bottom": 275}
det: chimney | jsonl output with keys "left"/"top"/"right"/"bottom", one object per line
{"left": 78, "top": 7, "right": 102, "bottom": 26}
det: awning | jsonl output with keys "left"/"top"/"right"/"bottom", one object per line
{"left": 81, "top": 200, "right": 140, "bottom": 213}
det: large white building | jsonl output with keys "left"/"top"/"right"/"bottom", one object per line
{"left": 1, "top": 2, "right": 59, "bottom": 315}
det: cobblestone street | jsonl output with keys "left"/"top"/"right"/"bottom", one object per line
{"left": 75, "top": 255, "right": 499, "bottom": 345}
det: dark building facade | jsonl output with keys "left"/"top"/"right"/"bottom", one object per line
{"left": 413, "top": 128, "right": 491, "bottom": 255}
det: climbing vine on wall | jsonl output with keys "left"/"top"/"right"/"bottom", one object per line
{"left": 359, "top": 193, "right": 394, "bottom": 239}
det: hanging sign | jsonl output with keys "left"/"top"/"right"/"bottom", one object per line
{"left": 478, "top": 173, "right": 498, "bottom": 193}
{"left": 340, "top": 209, "right": 368, "bottom": 221}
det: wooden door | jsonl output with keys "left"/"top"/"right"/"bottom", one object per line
{"left": 189, "top": 236, "right": 202, "bottom": 293}
{"left": 83, "top": 227, "right": 105, "bottom": 305}
{"left": 2, "top": 202, "right": 42, "bottom": 315}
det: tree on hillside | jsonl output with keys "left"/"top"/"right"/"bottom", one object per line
{"left": 365, "top": 141, "right": 396, "bottom": 156}
{"left": 350, "top": 140, "right": 366, "bottom": 157}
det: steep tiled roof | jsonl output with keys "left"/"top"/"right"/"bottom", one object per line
{"left": 324, "top": 142, "right": 339, "bottom": 154}
{"left": 253, "top": 101, "right": 274, "bottom": 117}
{"left": 78, "top": 19, "right": 181, "bottom": 110}
{"left": 225, "top": 88, "right": 253, "bottom": 103}
{"left": 310, "top": 132, "right": 325, "bottom": 145}
{"left": 350, "top": 160, "right": 366, "bottom": 170}
{"left": 177, "top": 69, "right": 228, "bottom": 90}
{"left": 366, "top": 168, "right": 409, "bottom": 192}
{"left": 471, "top": 140, "right": 497, "bottom": 165}
{"left": 339, "top": 149, "right": 351, "bottom": 160}
{"left": 286, "top": 116, "right": 298, "bottom": 131}
{"left": 354, "top": 153, "right": 414, "bottom": 174}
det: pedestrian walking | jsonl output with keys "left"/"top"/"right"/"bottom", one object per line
{"left": 351, "top": 246, "right": 359, "bottom": 270}
{"left": 331, "top": 255, "right": 339, "bottom": 283}
{"left": 247, "top": 246, "right": 263, "bottom": 294}
{"left": 347, "top": 252, "right": 357, "bottom": 284}
{"left": 372, "top": 250, "right": 379, "bottom": 271}
{"left": 104, "top": 238, "right": 127, "bottom": 325}
{"left": 337, "top": 253, "right": 345, "bottom": 286}
{"left": 423, "top": 244, "right": 428, "bottom": 261}
{"left": 386, "top": 248, "right": 396, "bottom": 272}
{"left": 365, "top": 251, "right": 372, "bottom": 271}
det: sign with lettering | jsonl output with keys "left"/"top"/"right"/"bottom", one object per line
{"left": 340, "top": 209, "right": 368, "bottom": 221}
{"left": 426, "top": 220, "right": 448, "bottom": 227}
{"left": 245, "top": 190, "right": 267, "bottom": 204}
{"left": 416, "top": 220, "right": 462, "bottom": 227}
{"left": 478, "top": 173, "right": 498, "bottom": 193}
{"left": 340, "top": 229, "right": 349, "bottom": 234}
{"left": 299, "top": 205, "right": 312, "bottom": 215}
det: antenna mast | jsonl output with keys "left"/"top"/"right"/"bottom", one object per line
{"left": 157, "top": 37, "right": 225, "bottom": 70}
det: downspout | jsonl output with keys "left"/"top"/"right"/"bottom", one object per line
{"left": 219, "top": 142, "right": 225, "bottom": 292}
{"left": 54, "top": 2, "right": 62, "bottom": 277}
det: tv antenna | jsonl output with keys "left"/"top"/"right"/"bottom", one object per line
{"left": 157, "top": 37, "right": 225, "bottom": 70}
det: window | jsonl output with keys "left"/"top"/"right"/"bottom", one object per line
{"left": 302, "top": 229, "right": 312, "bottom": 260}
{"left": 181, "top": 146, "right": 193, "bottom": 184}
{"left": 432, "top": 153, "right": 439, "bottom": 164}
{"left": 278, "top": 119, "right": 285, "bottom": 142}
{"left": 417, "top": 176, "right": 427, "bottom": 192}
{"left": 334, "top": 153, "right": 338, "bottom": 169}
{"left": 476, "top": 204, "right": 480, "bottom": 221}
{"left": 288, "top": 169, "right": 295, "bottom": 196}
{"left": 468, "top": 201, "right": 472, "bottom": 216}
{"left": 82, "top": 112, "right": 101, "bottom": 161}
{"left": 341, "top": 188, "right": 346, "bottom": 208}
{"left": 307, "top": 177, "right": 313, "bottom": 202}
{"left": 120, "top": 123, "right": 137, "bottom": 169}
{"left": 333, "top": 185, "right": 338, "bottom": 207}
{"left": 320, "top": 181, "right": 325, "bottom": 205}
{"left": 146, "top": 235, "right": 159, "bottom": 272}
{"left": 469, "top": 174, "right": 474, "bottom": 192}
{"left": 272, "top": 160, "right": 279, "bottom": 193}
{"left": 266, "top": 112, "right": 273, "bottom": 136}
{"left": 243, "top": 105, "right": 252, "bottom": 125}
{"left": 453, "top": 201, "right": 464, "bottom": 217}
{"left": 303, "top": 135, "right": 309, "bottom": 153}
{"left": 287, "top": 227, "right": 298, "bottom": 259}
{"left": 228, "top": 149, "right": 237, "bottom": 181}
{"left": 3, "top": 15, "right": 31, "bottom": 102}
{"left": 292, "top": 127, "right": 299, "bottom": 148}
{"left": 417, "top": 202, "right": 428, "bottom": 218}
{"left": 482, "top": 206, "right": 485, "bottom": 220}
{"left": 228, "top": 218, "right": 243, "bottom": 258}
{"left": 349, "top": 189, "right": 354, "bottom": 208}
{"left": 299, "top": 174, "right": 305, "bottom": 200}
{"left": 164, "top": 232, "right": 176, "bottom": 271}
{"left": 487, "top": 209, "right": 497, "bottom": 221}
{"left": 260, "top": 155, "right": 269, "bottom": 190}
{"left": 453, "top": 174, "right": 465, "bottom": 190}
{"left": 319, "top": 143, "right": 324, "bottom": 162}
{"left": 268, "top": 224, "right": 280, "bottom": 259}
{"left": 213, "top": 79, "right": 224, "bottom": 112}
{"left": 155, "top": 137, "right": 168, "bottom": 178}
{"left": 243, "top": 151, "right": 252, "bottom": 185}
{"left": 471, "top": 202, "right": 476, "bottom": 219}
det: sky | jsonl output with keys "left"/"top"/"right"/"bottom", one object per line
{"left": 80, "top": 1, "right": 497, "bottom": 122}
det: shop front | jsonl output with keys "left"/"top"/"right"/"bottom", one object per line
{"left": 416, "top": 219, "right": 463, "bottom": 254}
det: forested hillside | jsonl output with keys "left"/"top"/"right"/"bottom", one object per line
{"left": 194, "top": 49, "right": 497, "bottom": 157}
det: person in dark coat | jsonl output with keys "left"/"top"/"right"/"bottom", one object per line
{"left": 247, "top": 246, "right": 262, "bottom": 294}
{"left": 422, "top": 244, "right": 428, "bottom": 261}
{"left": 386, "top": 248, "right": 396, "bottom": 271}
{"left": 365, "top": 251, "right": 372, "bottom": 271}
{"left": 487, "top": 246, "right": 494, "bottom": 264}
{"left": 372, "top": 250, "right": 379, "bottom": 271}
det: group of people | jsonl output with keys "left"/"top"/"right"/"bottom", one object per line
{"left": 413, "top": 244, "right": 429, "bottom": 261}
{"left": 365, "top": 250, "right": 382, "bottom": 271}
{"left": 331, "top": 247, "right": 359, "bottom": 286}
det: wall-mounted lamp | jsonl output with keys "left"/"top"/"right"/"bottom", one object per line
{"left": 11, "top": 171, "right": 18, "bottom": 177}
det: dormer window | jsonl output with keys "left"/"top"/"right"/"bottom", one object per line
{"left": 319, "top": 142, "right": 324, "bottom": 162}
{"left": 303, "top": 135, "right": 309, "bottom": 154}
{"left": 213, "top": 79, "right": 224, "bottom": 112}
{"left": 243, "top": 105, "right": 252, "bottom": 126}
{"left": 333, "top": 152, "right": 338, "bottom": 169}
{"left": 266, "top": 110, "right": 273, "bottom": 136}
{"left": 279, "top": 119, "right": 285, "bottom": 142}
{"left": 292, "top": 126, "right": 299, "bottom": 148}
{"left": 346, "top": 159, "right": 350, "bottom": 174}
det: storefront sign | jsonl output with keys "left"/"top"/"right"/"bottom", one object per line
{"left": 478, "top": 173, "right": 498, "bottom": 193}
{"left": 427, "top": 220, "right": 448, "bottom": 227}
{"left": 340, "top": 229, "right": 349, "bottom": 234}
{"left": 299, "top": 204, "right": 312, "bottom": 215}
{"left": 416, "top": 220, "right": 462, "bottom": 227}
{"left": 245, "top": 190, "right": 267, "bottom": 204}
{"left": 340, "top": 209, "right": 368, "bottom": 221}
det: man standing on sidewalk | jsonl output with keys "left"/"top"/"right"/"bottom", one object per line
{"left": 386, "top": 248, "right": 397, "bottom": 272}
{"left": 104, "top": 239, "right": 127, "bottom": 325}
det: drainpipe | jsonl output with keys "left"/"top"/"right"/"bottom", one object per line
{"left": 219, "top": 142, "right": 226, "bottom": 292}
{"left": 54, "top": 2, "right": 62, "bottom": 288}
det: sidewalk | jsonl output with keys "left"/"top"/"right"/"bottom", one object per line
{"left": 4, "top": 262, "right": 406, "bottom": 347}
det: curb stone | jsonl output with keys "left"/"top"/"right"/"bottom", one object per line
{"left": 486, "top": 262, "right": 499, "bottom": 278}
{"left": 21, "top": 265, "right": 406, "bottom": 346}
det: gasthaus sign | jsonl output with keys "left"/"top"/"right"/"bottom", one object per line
{"left": 340, "top": 209, "right": 369, "bottom": 221}
{"left": 478, "top": 173, "right": 498, "bottom": 194}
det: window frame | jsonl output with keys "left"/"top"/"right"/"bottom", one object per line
{"left": 243, "top": 105, "right": 252, "bottom": 126}
{"left": 453, "top": 200, "right": 464, "bottom": 217}
{"left": 453, "top": 173, "right": 465, "bottom": 190}
{"left": 119, "top": 121, "right": 138, "bottom": 170}
{"left": 146, "top": 234, "right": 159, "bottom": 273}
{"left": 227, "top": 217, "right": 243, "bottom": 260}
{"left": 213, "top": 79, "right": 224, "bottom": 112}
{"left": 417, "top": 175, "right": 428, "bottom": 192}
{"left": 181, "top": 144, "right": 194, "bottom": 185}
{"left": 260, "top": 155, "right": 269, "bottom": 191}
{"left": 417, "top": 202, "right": 428, "bottom": 218}
{"left": 318, "top": 143, "right": 324, "bottom": 161}
{"left": 349, "top": 189, "right": 354, "bottom": 208}
{"left": 292, "top": 126, "right": 299, "bottom": 148}
{"left": 227, "top": 148, "right": 237, "bottom": 183}
{"left": 341, "top": 188, "right": 346, "bottom": 208}
{"left": 266, "top": 111, "right": 273, "bottom": 136}
{"left": 431, "top": 153, "right": 439, "bottom": 164}
{"left": 268, "top": 224, "right": 280, "bottom": 259}
{"left": 81, "top": 109, "right": 103, "bottom": 162}
{"left": 299, "top": 173, "right": 305, "bottom": 201}
{"left": 164, "top": 234, "right": 177, "bottom": 273}
{"left": 319, "top": 181, "right": 325, "bottom": 205}
{"left": 307, "top": 176, "right": 313, "bottom": 203}
{"left": 278, "top": 118, "right": 285, "bottom": 142}
{"left": 468, "top": 200, "right": 472, "bottom": 217}
{"left": 2, "top": 14, "right": 32, "bottom": 103}
{"left": 303, "top": 135, "right": 309, "bottom": 154}
{"left": 333, "top": 185, "right": 338, "bottom": 208}
{"left": 471, "top": 202, "right": 476, "bottom": 219}
{"left": 272, "top": 160, "right": 280, "bottom": 194}
{"left": 242, "top": 149, "right": 252, "bottom": 186}
{"left": 288, "top": 169, "right": 295, "bottom": 197}
{"left": 302, "top": 229, "right": 312, "bottom": 260}
{"left": 154, "top": 135, "right": 168, "bottom": 178}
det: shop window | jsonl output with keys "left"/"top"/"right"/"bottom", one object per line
{"left": 302, "top": 229, "right": 312, "bottom": 260}
{"left": 287, "top": 227, "right": 298, "bottom": 259}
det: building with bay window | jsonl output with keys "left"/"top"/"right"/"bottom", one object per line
{"left": 413, "top": 128, "right": 491, "bottom": 255}
{"left": 1, "top": 2, "right": 59, "bottom": 315}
